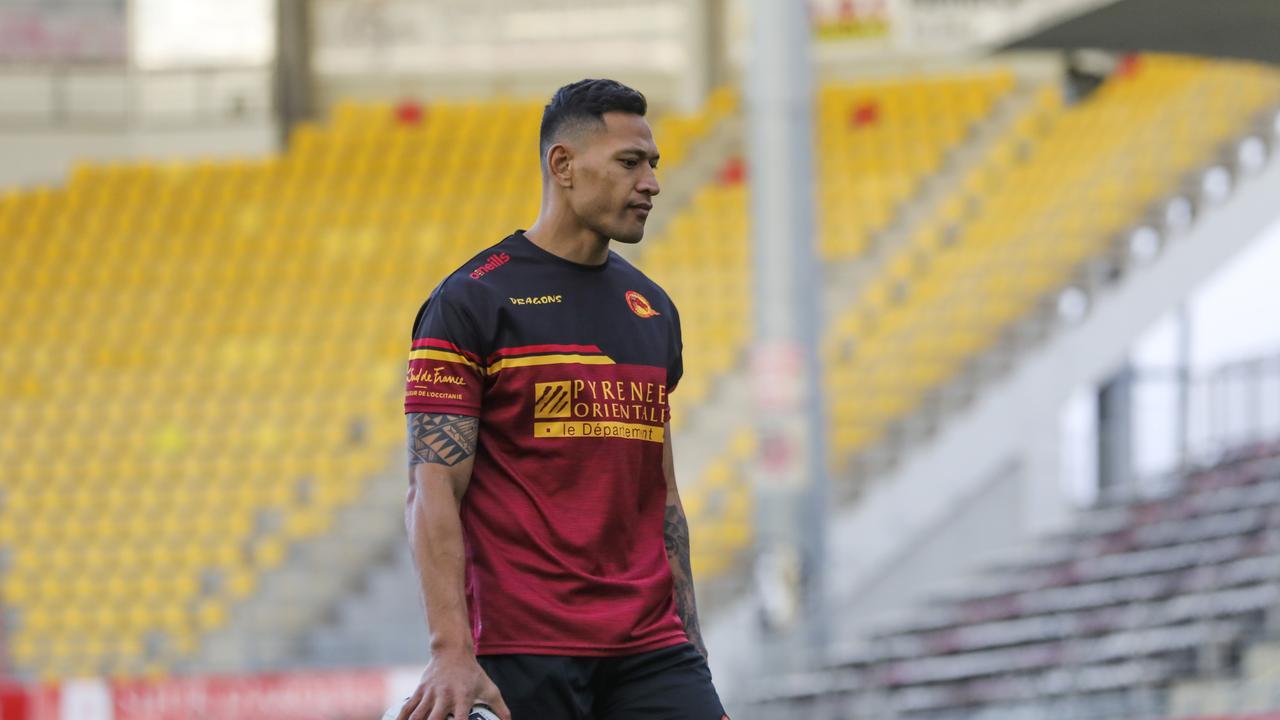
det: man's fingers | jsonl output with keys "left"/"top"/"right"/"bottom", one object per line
{"left": 484, "top": 696, "right": 512, "bottom": 720}
{"left": 453, "top": 700, "right": 473, "bottom": 720}
{"left": 423, "top": 695, "right": 451, "bottom": 720}
{"left": 411, "top": 693, "right": 438, "bottom": 720}
{"left": 477, "top": 681, "right": 511, "bottom": 720}
{"left": 396, "top": 687, "right": 424, "bottom": 720}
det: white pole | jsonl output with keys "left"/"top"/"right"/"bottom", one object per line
{"left": 745, "top": 0, "right": 829, "bottom": 669}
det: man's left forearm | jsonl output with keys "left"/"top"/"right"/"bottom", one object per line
{"left": 665, "top": 501, "right": 707, "bottom": 658}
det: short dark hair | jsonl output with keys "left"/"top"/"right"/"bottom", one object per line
{"left": 539, "top": 79, "right": 647, "bottom": 162}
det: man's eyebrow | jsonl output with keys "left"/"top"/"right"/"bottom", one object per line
{"left": 617, "top": 147, "right": 660, "bottom": 160}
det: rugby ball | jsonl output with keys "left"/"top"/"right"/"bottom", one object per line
{"left": 380, "top": 702, "right": 500, "bottom": 720}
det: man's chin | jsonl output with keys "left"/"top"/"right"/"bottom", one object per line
{"left": 612, "top": 225, "right": 646, "bottom": 244}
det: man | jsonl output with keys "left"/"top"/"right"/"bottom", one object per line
{"left": 398, "top": 79, "right": 726, "bottom": 720}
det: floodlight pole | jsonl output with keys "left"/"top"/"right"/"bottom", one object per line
{"left": 745, "top": 0, "right": 830, "bottom": 670}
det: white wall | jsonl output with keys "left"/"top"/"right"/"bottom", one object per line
{"left": 0, "top": 66, "right": 277, "bottom": 189}
{"left": 310, "top": 0, "right": 701, "bottom": 111}
{"left": 0, "top": 124, "right": 277, "bottom": 189}
{"left": 1189, "top": 217, "right": 1280, "bottom": 368}
{"left": 1133, "top": 216, "right": 1280, "bottom": 371}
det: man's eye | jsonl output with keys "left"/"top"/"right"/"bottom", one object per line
{"left": 622, "top": 159, "right": 638, "bottom": 169}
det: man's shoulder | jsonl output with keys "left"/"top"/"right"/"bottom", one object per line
{"left": 428, "top": 237, "right": 519, "bottom": 304}
{"left": 609, "top": 250, "right": 665, "bottom": 291}
{"left": 609, "top": 251, "right": 677, "bottom": 311}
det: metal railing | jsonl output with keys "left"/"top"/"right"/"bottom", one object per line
{"left": 1129, "top": 351, "right": 1280, "bottom": 494}
{"left": 1186, "top": 353, "right": 1280, "bottom": 462}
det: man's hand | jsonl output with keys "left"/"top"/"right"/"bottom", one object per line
{"left": 395, "top": 648, "right": 511, "bottom": 720}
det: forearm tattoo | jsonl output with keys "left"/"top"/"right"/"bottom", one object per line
{"left": 665, "top": 502, "right": 707, "bottom": 658}
{"left": 407, "top": 413, "right": 479, "bottom": 468}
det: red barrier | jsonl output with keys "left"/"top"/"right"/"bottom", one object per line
{"left": 0, "top": 668, "right": 404, "bottom": 720}
{"left": 1182, "top": 716, "right": 1280, "bottom": 720}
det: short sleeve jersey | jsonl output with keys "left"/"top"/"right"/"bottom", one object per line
{"left": 404, "top": 230, "right": 687, "bottom": 656}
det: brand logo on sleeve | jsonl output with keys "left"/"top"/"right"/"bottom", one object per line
{"left": 470, "top": 252, "right": 511, "bottom": 279}
{"left": 625, "top": 290, "right": 660, "bottom": 318}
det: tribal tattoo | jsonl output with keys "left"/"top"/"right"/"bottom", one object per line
{"left": 665, "top": 501, "right": 707, "bottom": 659}
{"left": 407, "top": 413, "right": 479, "bottom": 468}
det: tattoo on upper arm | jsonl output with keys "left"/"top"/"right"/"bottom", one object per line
{"left": 665, "top": 501, "right": 706, "bottom": 656}
{"left": 407, "top": 413, "right": 479, "bottom": 468}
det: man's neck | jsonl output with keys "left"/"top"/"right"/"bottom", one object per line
{"left": 525, "top": 213, "right": 610, "bottom": 267}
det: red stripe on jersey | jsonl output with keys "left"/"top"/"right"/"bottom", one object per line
{"left": 488, "top": 343, "right": 604, "bottom": 360}
{"left": 413, "top": 337, "right": 482, "bottom": 362}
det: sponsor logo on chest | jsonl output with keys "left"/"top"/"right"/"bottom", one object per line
{"left": 532, "top": 378, "right": 668, "bottom": 443}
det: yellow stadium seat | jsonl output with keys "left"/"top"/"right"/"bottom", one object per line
{"left": 824, "top": 55, "right": 1280, "bottom": 465}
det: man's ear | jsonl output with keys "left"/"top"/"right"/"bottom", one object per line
{"left": 547, "top": 143, "right": 574, "bottom": 188}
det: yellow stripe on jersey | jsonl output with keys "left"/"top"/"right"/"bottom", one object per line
{"left": 486, "top": 353, "right": 615, "bottom": 375}
{"left": 409, "top": 348, "right": 481, "bottom": 370}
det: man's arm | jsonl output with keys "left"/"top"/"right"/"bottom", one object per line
{"left": 407, "top": 412, "right": 481, "bottom": 654}
{"left": 663, "top": 421, "right": 708, "bottom": 659}
{"left": 399, "top": 412, "right": 510, "bottom": 720}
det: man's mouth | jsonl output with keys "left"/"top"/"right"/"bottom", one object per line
{"left": 629, "top": 203, "right": 652, "bottom": 218}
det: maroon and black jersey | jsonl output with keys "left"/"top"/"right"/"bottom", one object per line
{"left": 404, "top": 230, "right": 687, "bottom": 656}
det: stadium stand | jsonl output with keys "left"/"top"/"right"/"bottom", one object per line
{"left": 818, "top": 69, "right": 1016, "bottom": 261}
{"left": 0, "top": 92, "right": 733, "bottom": 680}
{"left": 746, "top": 441, "right": 1280, "bottom": 719}
{"left": 824, "top": 55, "right": 1280, "bottom": 470}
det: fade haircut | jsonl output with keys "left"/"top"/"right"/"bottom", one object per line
{"left": 539, "top": 79, "right": 648, "bottom": 165}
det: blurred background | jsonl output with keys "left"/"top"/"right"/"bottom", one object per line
{"left": 2, "top": 0, "right": 1280, "bottom": 718}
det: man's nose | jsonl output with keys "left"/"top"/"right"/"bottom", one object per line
{"left": 638, "top": 166, "right": 660, "bottom": 197}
